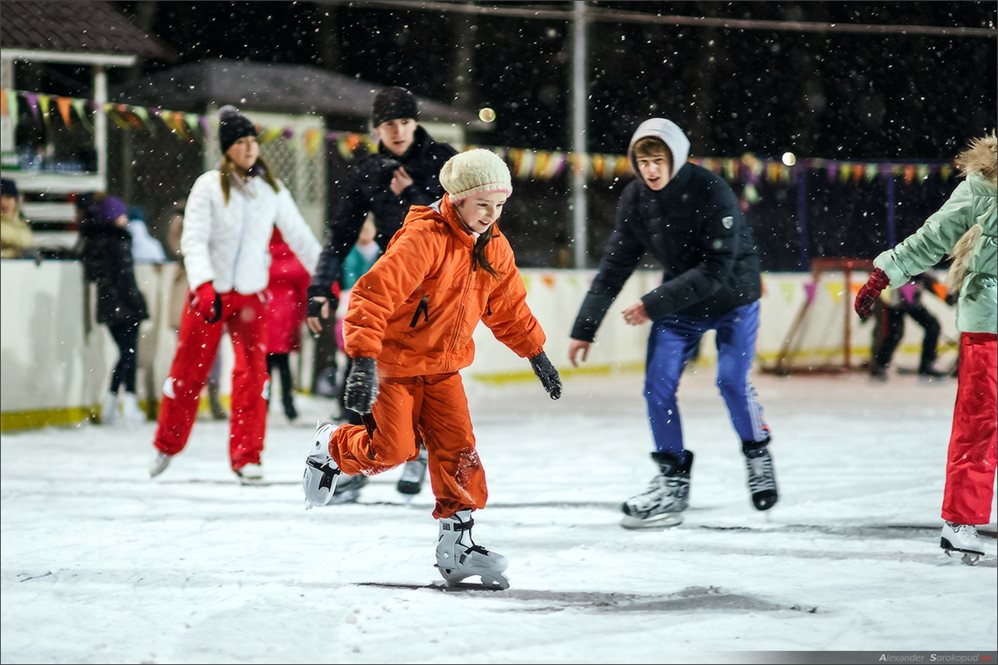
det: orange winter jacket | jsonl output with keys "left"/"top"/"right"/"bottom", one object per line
{"left": 344, "top": 195, "right": 545, "bottom": 377}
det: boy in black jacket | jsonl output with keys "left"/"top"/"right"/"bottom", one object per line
{"left": 568, "top": 118, "right": 776, "bottom": 528}
{"left": 307, "top": 86, "right": 456, "bottom": 498}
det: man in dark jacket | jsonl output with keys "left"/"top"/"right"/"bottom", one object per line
{"left": 568, "top": 118, "right": 777, "bottom": 529}
{"left": 307, "top": 86, "right": 456, "bottom": 498}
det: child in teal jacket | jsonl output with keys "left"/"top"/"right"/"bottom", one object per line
{"left": 856, "top": 133, "right": 996, "bottom": 563}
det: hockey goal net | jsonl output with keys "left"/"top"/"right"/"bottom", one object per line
{"left": 762, "top": 257, "right": 874, "bottom": 375}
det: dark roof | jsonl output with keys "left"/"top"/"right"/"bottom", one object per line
{"left": 109, "top": 60, "right": 486, "bottom": 128}
{"left": 0, "top": 1, "right": 174, "bottom": 61}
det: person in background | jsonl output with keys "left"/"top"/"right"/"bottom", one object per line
{"left": 126, "top": 206, "right": 167, "bottom": 264}
{"left": 79, "top": 195, "right": 149, "bottom": 426}
{"left": 265, "top": 227, "right": 311, "bottom": 423}
{"left": 334, "top": 214, "right": 381, "bottom": 426}
{"left": 307, "top": 86, "right": 456, "bottom": 498}
{"left": 855, "top": 132, "right": 996, "bottom": 564}
{"left": 567, "top": 118, "right": 776, "bottom": 530}
{"left": 150, "top": 106, "right": 320, "bottom": 484}
{"left": 867, "top": 272, "right": 948, "bottom": 381}
{"left": 165, "top": 197, "right": 228, "bottom": 421}
{"left": 302, "top": 149, "right": 561, "bottom": 589}
{"left": 1, "top": 178, "right": 34, "bottom": 259}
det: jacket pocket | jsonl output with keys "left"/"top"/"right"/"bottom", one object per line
{"left": 409, "top": 294, "right": 429, "bottom": 327}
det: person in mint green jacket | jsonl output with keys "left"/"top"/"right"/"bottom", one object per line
{"left": 855, "top": 133, "right": 996, "bottom": 564}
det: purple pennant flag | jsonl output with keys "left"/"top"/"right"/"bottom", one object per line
{"left": 804, "top": 280, "right": 817, "bottom": 305}
{"left": 23, "top": 92, "right": 41, "bottom": 127}
{"left": 282, "top": 127, "right": 294, "bottom": 139}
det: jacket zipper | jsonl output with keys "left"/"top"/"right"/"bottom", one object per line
{"left": 447, "top": 247, "right": 476, "bottom": 352}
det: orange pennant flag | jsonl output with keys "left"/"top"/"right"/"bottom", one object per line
{"left": 56, "top": 97, "right": 72, "bottom": 127}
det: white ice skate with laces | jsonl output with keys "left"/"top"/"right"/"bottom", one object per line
{"left": 302, "top": 421, "right": 341, "bottom": 508}
{"left": 435, "top": 510, "right": 509, "bottom": 590}
{"left": 940, "top": 521, "right": 985, "bottom": 565}
{"left": 620, "top": 451, "right": 693, "bottom": 529}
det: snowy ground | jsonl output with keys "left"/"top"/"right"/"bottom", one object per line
{"left": 2, "top": 368, "right": 996, "bottom": 664}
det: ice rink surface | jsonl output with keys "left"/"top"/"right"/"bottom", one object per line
{"left": 2, "top": 368, "right": 995, "bottom": 663}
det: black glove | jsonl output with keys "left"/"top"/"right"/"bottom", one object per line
{"left": 529, "top": 352, "right": 562, "bottom": 400}
{"left": 344, "top": 357, "right": 379, "bottom": 415}
{"left": 307, "top": 284, "right": 337, "bottom": 319}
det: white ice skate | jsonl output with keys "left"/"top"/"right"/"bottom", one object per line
{"left": 940, "top": 521, "right": 985, "bottom": 565}
{"left": 397, "top": 447, "right": 428, "bottom": 496}
{"left": 235, "top": 463, "right": 264, "bottom": 485}
{"left": 303, "top": 421, "right": 341, "bottom": 508}
{"left": 121, "top": 393, "right": 145, "bottom": 427}
{"left": 620, "top": 451, "right": 692, "bottom": 529}
{"left": 101, "top": 392, "right": 119, "bottom": 425}
{"left": 149, "top": 451, "right": 172, "bottom": 478}
{"left": 435, "top": 510, "right": 509, "bottom": 590}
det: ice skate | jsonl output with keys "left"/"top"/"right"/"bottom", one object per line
{"left": 101, "top": 391, "right": 119, "bottom": 425}
{"left": 620, "top": 451, "right": 693, "bottom": 529}
{"left": 149, "top": 451, "right": 172, "bottom": 478}
{"left": 235, "top": 462, "right": 264, "bottom": 485}
{"left": 120, "top": 393, "right": 145, "bottom": 426}
{"left": 329, "top": 473, "right": 369, "bottom": 504}
{"left": 303, "top": 420, "right": 341, "bottom": 508}
{"left": 397, "top": 446, "right": 428, "bottom": 496}
{"left": 940, "top": 521, "right": 985, "bottom": 565}
{"left": 743, "top": 439, "right": 778, "bottom": 511}
{"left": 435, "top": 510, "right": 509, "bottom": 590}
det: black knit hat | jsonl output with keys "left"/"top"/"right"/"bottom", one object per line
{"left": 218, "top": 105, "right": 257, "bottom": 154}
{"left": 0, "top": 178, "right": 18, "bottom": 198}
{"left": 371, "top": 87, "right": 418, "bottom": 127}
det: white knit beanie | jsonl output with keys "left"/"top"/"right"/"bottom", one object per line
{"left": 439, "top": 149, "right": 512, "bottom": 201}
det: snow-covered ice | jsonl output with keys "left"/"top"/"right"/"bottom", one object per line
{"left": 2, "top": 369, "right": 995, "bottom": 663}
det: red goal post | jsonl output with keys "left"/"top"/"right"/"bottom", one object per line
{"left": 762, "top": 257, "right": 875, "bottom": 375}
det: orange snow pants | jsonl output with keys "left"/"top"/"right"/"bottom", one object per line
{"left": 328, "top": 371, "right": 487, "bottom": 519}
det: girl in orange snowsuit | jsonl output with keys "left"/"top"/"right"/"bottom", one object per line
{"left": 304, "top": 149, "right": 561, "bottom": 588}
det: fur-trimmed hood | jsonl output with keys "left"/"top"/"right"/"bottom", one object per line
{"left": 955, "top": 132, "right": 997, "bottom": 186}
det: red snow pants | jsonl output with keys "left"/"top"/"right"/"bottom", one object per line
{"left": 941, "top": 332, "right": 997, "bottom": 525}
{"left": 327, "top": 372, "right": 488, "bottom": 519}
{"left": 154, "top": 291, "right": 269, "bottom": 471}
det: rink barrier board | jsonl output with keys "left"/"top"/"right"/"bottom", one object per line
{"left": 0, "top": 261, "right": 958, "bottom": 432}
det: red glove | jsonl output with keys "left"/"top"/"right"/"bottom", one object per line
{"left": 190, "top": 282, "right": 222, "bottom": 323}
{"left": 854, "top": 268, "right": 890, "bottom": 319}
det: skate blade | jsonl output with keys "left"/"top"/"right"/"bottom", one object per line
{"left": 620, "top": 512, "right": 684, "bottom": 530}
{"left": 940, "top": 538, "right": 985, "bottom": 564}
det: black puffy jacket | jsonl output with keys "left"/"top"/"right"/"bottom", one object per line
{"left": 80, "top": 220, "right": 149, "bottom": 326}
{"left": 571, "top": 163, "right": 761, "bottom": 342}
{"left": 311, "top": 126, "right": 457, "bottom": 295}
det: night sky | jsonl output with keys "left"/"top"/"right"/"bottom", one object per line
{"left": 115, "top": 1, "right": 997, "bottom": 160}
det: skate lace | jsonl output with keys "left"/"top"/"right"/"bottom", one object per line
{"left": 630, "top": 474, "right": 686, "bottom": 511}
{"left": 746, "top": 453, "right": 776, "bottom": 493}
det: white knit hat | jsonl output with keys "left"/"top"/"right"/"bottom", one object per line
{"left": 439, "top": 149, "right": 512, "bottom": 201}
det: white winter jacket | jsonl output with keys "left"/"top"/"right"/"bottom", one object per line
{"left": 181, "top": 170, "right": 321, "bottom": 293}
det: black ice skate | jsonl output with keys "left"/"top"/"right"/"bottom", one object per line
{"left": 743, "top": 439, "right": 778, "bottom": 511}
{"left": 435, "top": 510, "right": 509, "bottom": 589}
{"left": 397, "top": 446, "right": 428, "bottom": 496}
{"left": 620, "top": 451, "right": 693, "bottom": 529}
{"left": 940, "top": 521, "right": 985, "bottom": 565}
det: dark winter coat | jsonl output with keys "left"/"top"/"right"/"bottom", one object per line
{"left": 80, "top": 219, "right": 149, "bottom": 326}
{"left": 311, "top": 125, "right": 457, "bottom": 294}
{"left": 571, "top": 163, "right": 762, "bottom": 342}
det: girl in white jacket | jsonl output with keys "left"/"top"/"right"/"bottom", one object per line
{"left": 150, "top": 106, "right": 321, "bottom": 483}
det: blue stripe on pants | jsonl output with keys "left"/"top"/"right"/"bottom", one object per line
{"left": 644, "top": 301, "right": 769, "bottom": 456}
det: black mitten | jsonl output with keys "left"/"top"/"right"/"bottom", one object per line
{"left": 529, "top": 352, "right": 562, "bottom": 400}
{"left": 344, "top": 357, "right": 379, "bottom": 414}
